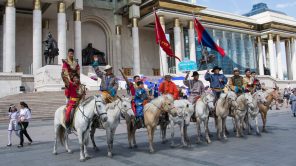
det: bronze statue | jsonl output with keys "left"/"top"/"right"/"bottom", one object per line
{"left": 198, "top": 47, "right": 216, "bottom": 70}
{"left": 82, "top": 43, "right": 106, "bottom": 66}
{"left": 43, "top": 32, "right": 59, "bottom": 65}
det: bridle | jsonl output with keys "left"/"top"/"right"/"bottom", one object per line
{"left": 114, "top": 99, "right": 132, "bottom": 115}
{"left": 202, "top": 94, "right": 215, "bottom": 111}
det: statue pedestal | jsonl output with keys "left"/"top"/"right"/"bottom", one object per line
{"left": 34, "top": 65, "right": 100, "bottom": 92}
{"left": 34, "top": 65, "right": 63, "bottom": 92}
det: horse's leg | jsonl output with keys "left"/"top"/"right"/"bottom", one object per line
{"left": 261, "top": 111, "right": 267, "bottom": 132}
{"left": 160, "top": 123, "right": 166, "bottom": 144}
{"left": 132, "top": 128, "right": 137, "bottom": 148}
{"left": 65, "top": 133, "right": 72, "bottom": 153}
{"left": 184, "top": 125, "right": 190, "bottom": 146}
{"left": 222, "top": 117, "right": 228, "bottom": 140}
{"left": 196, "top": 117, "right": 201, "bottom": 144}
{"left": 77, "top": 130, "right": 85, "bottom": 162}
{"left": 246, "top": 113, "right": 252, "bottom": 135}
{"left": 205, "top": 118, "right": 211, "bottom": 144}
{"left": 52, "top": 124, "right": 59, "bottom": 155}
{"left": 217, "top": 116, "right": 222, "bottom": 140}
{"left": 151, "top": 126, "right": 156, "bottom": 152}
{"left": 180, "top": 123, "right": 186, "bottom": 147}
{"left": 170, "top": 121, "right": 175, "bottom": 147}
{"left": 127, "top": 123, "right": 132, "bottom": 149}
{"left": 79, "top": 144, "right": 85, "bottom": 162}
{"left": 234, "top": 115, "right": 240, "bottom": 137}
{"left": 147, "top": 125, "right": 154, "bottom": 153}
{"left": 232, "top": 117, "right": 237, "bottom": 133}
{"left": 240, "top": 116, "right": 245, "bottom": 137}
{"left": 90, "top": 126, "right": 98, "bottom": 151}
{"left": 106, "top": 128, "right": 113, "bottom": 157}
{"left": 255, "top": 116, "right": 261, "bottom": 136}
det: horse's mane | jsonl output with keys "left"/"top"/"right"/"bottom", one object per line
{"left": 81, "top": 96, "right": 95, "bottom": 107}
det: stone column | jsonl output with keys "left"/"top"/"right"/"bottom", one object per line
{"left": 240, "top": 34, "right": 246, "bottom": 69}
{"left": 291, "top": 37, "right": 296, "bottom": 80}
{"left": 174, "top": 18, "right": 182, "bottom": 75}
{"left": 57, "top": 2, "right": 66, "bottom": 64}
{"left": 268, "top": 34, "right": 277, "bottom": 78}
{"left": 275, "top": 35, "right": 283, "bottom": 79}
{"left": 2, "top": 14, "right": 6, "bottom": 72}
{"left": 132, "top": 18, "right": 140, "bottom": 75}
{"left": 285, "top": 40, "right": 292, "bottom": 80}
{"left": 33, "top": 0, "right": 42, "bottom": 74}
{"left": 231, "top": 33, "right": 237, "bottom": 68}
{"left": 257, "top": 36, "right": 264, "bottom": 75}
{"left": 74, "top": 9, "right": 82, "bottom": 70}
{"left": 4, "top": 0, "right": 16, "bottom": 72}
{"left": 213, "top": 29, "right": 222, "bottom": 67}
{"left": 188, "top": 21, "right": 196, "bottom": 63}
{"left": 115, "top": 25, "right": 122, "bottom": 75}
{"left": 159, "top": 16, "right": 168, "bottom": 75}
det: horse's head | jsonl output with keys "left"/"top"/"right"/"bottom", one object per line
{"left": 184, "top": 102, "right": 194, "bottom": 126}
{"left": 244, "top": 93, "right": 254, "bottom": 110}
{"left": 162, "top": 96, "right": 178, "bottom": 117}
{"left": 254, "top": 91, "right": 267, "bottom": 105}
{"left": 119, "top": 97, "right": 134, "bottom": 118}
{"left": 226, "top": 91, "right": 238, "bottom": 108}
{"left": 203, "top": 93, "right": 216, "bottom": 112}
{"left": 94, "top": 95, "right": 108, "bottom": 122}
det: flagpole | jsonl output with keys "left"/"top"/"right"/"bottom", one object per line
{"left": 154, "top": 7, "right": 165, "bottom": 76}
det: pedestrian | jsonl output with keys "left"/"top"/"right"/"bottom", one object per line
{"left": 18, "top": 102, "right": 33, "bottom": 148}
{"left": 7, "top": 104, "right": 20, "bottom": 146}
{"left": 289, "top": 90, "right": 296, "bottom": 117}
{"left": 283, "top": 88, "right": 291, "bottom": 108}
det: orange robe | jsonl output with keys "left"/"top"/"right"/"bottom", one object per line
{"left": 158, "top": 80, "right": 179, "bottom": 100}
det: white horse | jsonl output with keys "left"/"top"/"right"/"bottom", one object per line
{"left": 194, "top": 92, "right": 216, "bottom": 144}
{"left": 246, "top": 91, "right": 267, "bottom": 135}
{"left": 169, "top": 99, "right": 194, "bottom": 147}
{"left": 232, "top": 93, "right": 254, "bottom": 137}
{"left": 53, "top": 95, "right": 108, "bottom": 162}
{"left": 90, "top": 97, "right": 134, "bottom": 157}
{"left": 215, "top": 91, "right": 238, "bottom": 140}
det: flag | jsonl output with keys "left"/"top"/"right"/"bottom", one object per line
{"left": 155, "top": 11, "right": 181, "bottom": 61}
{"left": 194, "top": 18, "right": 226, "bottom": 57}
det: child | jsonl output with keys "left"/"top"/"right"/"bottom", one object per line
{"left": 7, "top": 104, "right": 20, "bottom": 146}
{"left": 134, "top": 81, "right": 148, "bottom": 128}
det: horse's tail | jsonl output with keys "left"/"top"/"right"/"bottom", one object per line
{"left": 57, "top": 125, "right": 66, "bottom": 146}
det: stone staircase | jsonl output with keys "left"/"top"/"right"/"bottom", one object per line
{"left": 0, "top": 91, "right": 99, "bottom": 123}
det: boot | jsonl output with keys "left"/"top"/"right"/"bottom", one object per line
{"left": 65, "top": 121, "right": 72, "bottom": 134}
{"left": 293, "top": 113, "right": 296, "bottom": 117}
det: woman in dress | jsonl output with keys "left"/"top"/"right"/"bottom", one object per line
{"left": 7, "top": 104, "right": 20, "bottom": 146}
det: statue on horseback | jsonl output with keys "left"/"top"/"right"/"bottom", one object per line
{"left": 43, "top": 32, "right": 59, "bottom": 65}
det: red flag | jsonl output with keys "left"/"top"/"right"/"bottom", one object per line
{"left": 194, "top": 18, "right": 226, "bottom": 57}
{"left": 155, "top": 12, "right": 181, "bottom": 61}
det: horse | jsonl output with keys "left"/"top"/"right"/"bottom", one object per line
{"left": 246, "top": 91, "right": 267, "bottom": 135}
{"left": 194, "top": 92, "right": 216, "bottom": 144}
{"left": 144, "top": 95, "right": 178, "bottom": 153}
{"left": 232, "top": 93, "right": 254, "bottom": 137}
{"left": 89, "top": 97, "right": 134, "bottom": 157}
{"left": 169, "top": 99, "right": 194, "bottom": 147}
{"left": 258, "top": 89, "right": 280, "bottom": 132}
{"left": 215, "top": 91, "right": 238, "bottom": 140}
{"left": 53, "top": 95, "right": 108, "bottom": 162}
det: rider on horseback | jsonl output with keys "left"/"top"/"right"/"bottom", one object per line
{"left": 204, "top": 66, "right": 228, "bottom": 101}
{"left": 229, "top": 67, "right": 244, "bottom": 96}
{"left": 134, "top": 81, "right": 149, "bottom": 128}
{"left": 184, "top": 71, "right": 205, "bottom": 104}
{"left": 61, "top": 73, "right": 86, "bottom": 133}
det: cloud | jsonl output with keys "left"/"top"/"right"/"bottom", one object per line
{"left": 276, "top": 1, "right": 296, "bottom": 8}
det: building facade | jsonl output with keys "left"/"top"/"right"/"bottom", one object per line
{"left": 0, "top": 0, "right": 296, "bottom": 96}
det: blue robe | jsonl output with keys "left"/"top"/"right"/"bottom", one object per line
{"left": 134, "top": 88, "right": 148, "bottom": 118}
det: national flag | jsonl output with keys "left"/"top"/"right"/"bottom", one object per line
{"left": 194, "top": 18, "right": 226, "bottom": 57}
{"left": 155, "top": 11, "right": 181, "bottom": 61}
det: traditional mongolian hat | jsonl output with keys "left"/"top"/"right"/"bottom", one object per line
{"left": 104, "top": 65, "right": 113, "bottom": 71}
{"left": 191, "top": 71, "right": 199, "bottom": 77}
{"left": 211, "top": 66, "right": 222, "bottom": 73}
{"left": 233, "top": 67, "right": 239, "bottom": 72}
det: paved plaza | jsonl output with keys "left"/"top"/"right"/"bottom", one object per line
{"left": 0, "top": 108, "right": 295, "bottom": 166}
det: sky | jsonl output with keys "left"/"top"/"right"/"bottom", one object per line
{"left": 197, "top": 0, "right": 296, "bottom": 18}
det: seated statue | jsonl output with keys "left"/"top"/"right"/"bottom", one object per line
{"left": 82, "top": 43, "right": 106, "bottom": 66}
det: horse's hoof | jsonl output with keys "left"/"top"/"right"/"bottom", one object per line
{"left": 206, "top": 139, "right": 211, "bottom": 144}
{"left": 133, "top": 145, "right": 138, "bottom": 148}
{"left": 67, "top": 150, "right": 73, "bottom": 154}
{"left": 182, "top": 144, "right": 188, "bottom": 148}
{"left": 223, "top": 137, "right": 228, "bottom": 140}
{"left": 93, "top": 146, "right": 99, "bottom": 151}
{"left": 236, "top": 135, "right": 240, "bottom": 138}
{"left": 149, "top": 149, "right": 155, "bottom": 153}
{"left": 80, "top": 158, "right": 86, "bottom": 162}
{"left": 85, "top": 156, "right": 91, "bottom": 160}
{"left": 196, "top": 140, "right": 201, "bottom": 144}
{"left": 170, "top": 144, "right": 175, "bottom": 148}
{"left": 128, "top": 146, "right": 132, "bottom": 149}
{"left": 52, "top": 151, "right": 57, "bottom": 155}
{"left": 256, "top": 132, "right": 261, "bottom": 136}
{"left": 108, "top": 152, "right": 113, "bottom": 158}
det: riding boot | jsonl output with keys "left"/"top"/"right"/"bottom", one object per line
{"left": 65, "top": 121, "right": 72, "bottom": 134}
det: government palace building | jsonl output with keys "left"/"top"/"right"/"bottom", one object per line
{"left": 0, "top": 0, "right": 296, "bottom": 97}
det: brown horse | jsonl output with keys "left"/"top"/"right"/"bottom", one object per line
{"left": 144, "top": 95, "right": 178, "bottom": 153}
{"left": 258, "top": 89, "right": 280, "bottom": 132}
